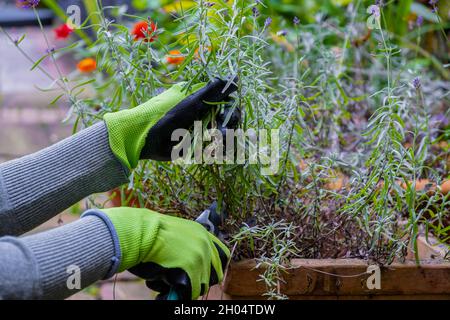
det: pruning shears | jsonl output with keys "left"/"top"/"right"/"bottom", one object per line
{"left": 157, "top": 201, "right": 227, "bottom": 300}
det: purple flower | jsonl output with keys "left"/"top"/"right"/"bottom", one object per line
{"left": 17, "top": 0, "right": 40, "bottom": 8}
{"left": 412, "top": 77, "right": 421, "bottom": 89}
{"left": 431, "top": 114, "right": 449, "bottom": 128}
{"left": 277, "top": 30, "right": 287, "bottom": 37}
{"left": 252, "top": 7, "right": 260, "bottom": 18}
{"left": 369, "top": 5, "right": 380, "bottom": 18}
{"left": 264, "top": 17, "right": 272, "bottom": 28}
{"left": 293, "top": 16, "right": 300, "bottom": 25}
{"left": 205, "top": 2, "right": 215, "bottom": 7}
{"left": 416, "top": 16, "right": 424, "bottom": 27}
{"left": 429, "top": 0, "right": 439, "bottom": 12}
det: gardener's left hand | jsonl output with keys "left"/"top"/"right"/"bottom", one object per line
{"left": 104, "top": 78, "right": 238, "bottom": 169}
{"left": 82, "top": 207, "right": 230, "bottom": 300}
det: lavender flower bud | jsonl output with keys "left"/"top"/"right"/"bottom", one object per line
{"left": 412, "top": 77, "right": 421, "bottom": 89}
{"left": 416, "top": 16, "right": 424, "bottom": 27}
{"left": 429, "top": 0, "right": 439, "bottom": 12}
{"left": 252, "top": 7, "right": 260, "bottom": 18}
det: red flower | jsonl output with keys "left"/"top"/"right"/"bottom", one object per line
{"left": 54, "top": 24, "right": 73, "bottom": 40}
{"left": 131, "top": 20, "right": 157, "bottom": 42}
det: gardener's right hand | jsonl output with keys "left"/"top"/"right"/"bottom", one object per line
{"left": 104, "top": 78, "right": 238, "bottom": 169}
{"left": 82, "top": 207, "right": 230, "bottom": 300}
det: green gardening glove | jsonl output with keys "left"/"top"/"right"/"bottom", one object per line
{"left": 87, "top": 207, "right": 230, "bottom": 300}
{"left": 104, "top": 78, "right": 238, "bottom": 169}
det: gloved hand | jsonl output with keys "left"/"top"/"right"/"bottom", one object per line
{"left": 104, "top": 78, "right": 238, "bottom": 169}
{"left": 87, "top": 207, "right": 230, "bottom": 300}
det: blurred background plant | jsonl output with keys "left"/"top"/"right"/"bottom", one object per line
{"left": 2, "top": 0, "right": 449, "bottom": 299}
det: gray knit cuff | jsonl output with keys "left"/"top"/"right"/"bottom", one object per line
{"left": 22, "top": 215, "right": 119, "bottom": 299}
{"left": 0, "top": 122, "right": 129, "bottom": 236}
{"left": 81, "top": 209, "right": 122, "bottom": 279}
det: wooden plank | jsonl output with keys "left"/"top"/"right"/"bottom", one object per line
{"left": 204, "top": 285, "right": 233, "bottom": 300}
{"left": 207, "top": 289, "right": 450, "bottom": 300}
{"left": 223, "top": 259, "right": 450, "bottom": 297}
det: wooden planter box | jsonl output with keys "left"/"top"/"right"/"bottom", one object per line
{"left": 206, "top": 236, "right": 450, "bottom": 300}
